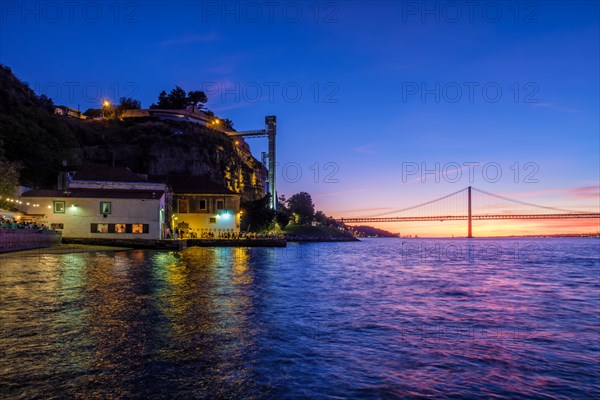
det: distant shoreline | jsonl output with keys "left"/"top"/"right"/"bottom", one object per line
{"left": 387, "top": 234, "right": 599, "bottom": 239}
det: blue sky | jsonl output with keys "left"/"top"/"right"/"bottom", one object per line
{"left": 1, "top": 1, "right": 598, "bottom": 235}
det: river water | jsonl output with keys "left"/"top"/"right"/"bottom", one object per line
{"left": 0, "top": 238, "right": 598, "bottom": 399}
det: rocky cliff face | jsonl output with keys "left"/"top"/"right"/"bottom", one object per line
{"left": 72, "top": 119, "right": 266, "bottom": 201}
{"left": 0, "top": 65, "right": 265, "bottom": 200}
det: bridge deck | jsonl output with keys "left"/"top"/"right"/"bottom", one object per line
{"left": 340, "top": 214, "right": 600, "bottom": 223}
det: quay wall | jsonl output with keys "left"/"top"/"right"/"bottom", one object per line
{"left": 0, "top": 230, "right": 62, "bottom": 253}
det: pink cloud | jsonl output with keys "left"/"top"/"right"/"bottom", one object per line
{"left": 564, "top": 186, "right": 600, "bottom": 199}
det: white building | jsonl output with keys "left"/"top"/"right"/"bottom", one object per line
{"left": 19, "top": 167, "right": 168, "bottom": 240}
{"left": 156, "top": 175, "right": 241, "bottom": 238}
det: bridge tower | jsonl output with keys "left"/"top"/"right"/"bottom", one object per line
{"left": 467, "top": 186, "right": 473, "bottom": 238}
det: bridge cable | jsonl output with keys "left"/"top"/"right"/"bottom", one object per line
{"left": 358, "top": 187, "right": 469, "bottom": 218}
{"left": 471, "top": 187, "right": 590, "bottom": 214}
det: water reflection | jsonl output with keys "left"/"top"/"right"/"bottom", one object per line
{"left": 1, "top": 239, "right": 599, "bottom": 399}
{"left": 154, "top": 248, "right": 259, "bottom": 397}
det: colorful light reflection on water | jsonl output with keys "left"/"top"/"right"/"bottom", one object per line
{"left": 0, "top": 238, "right": 598, "bottom": 398}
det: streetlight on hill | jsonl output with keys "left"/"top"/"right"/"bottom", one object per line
{"left": 102, "top": 100, "right": 111, "bottom": 119}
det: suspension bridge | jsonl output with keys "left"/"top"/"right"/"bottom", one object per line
{"left": 339, "top": 186, "right": 600, "bottom": 237}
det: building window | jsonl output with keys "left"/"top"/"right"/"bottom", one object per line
{"left": 209, "top": 217, "right": 217, "bottom": 224}
{"left": 97, "top": 223, "right": 109, "bottom": 233}
{"left": 100, "top": 202, "right": 112, "bottom": 214}
{"left": 178, "top": 199, "right": 189, "bottom": 213}
{"left": 199, "top": 199, "right": 207, "bottom": 210}
{"left": 216, "top": 199, "right": 224, "bottom": 210}
{"left": 53, "top": 201, "right": 65, "bottom": 214}
{"left": 189, "top": 199, "right": 199, "bottom": 213}
{"left": 50, "top": 223, "right": 64, "bottom": 230}
{"left": 90, "top": 223, "right": 148, "bottom": 234}
{"left": 132, "top": 224, "right": 144, "bottom": 233}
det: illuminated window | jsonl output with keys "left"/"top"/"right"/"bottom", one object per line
{"left": 97, "top": 224, "right": 108, "bottom": 233}
{"left": 99, "top": 202, "right": 112, "bottom": 214}
{"left": 132, "top": 224, "right": 144, "bottom": 233}
{"left": 53, "top": 201, "right": 65, "bottom": 214}
{"left": 50, "top": 223, "right": 64, "bottom": 230}
{"left": 115, "top": 223, "right": 126, "bottom": 233}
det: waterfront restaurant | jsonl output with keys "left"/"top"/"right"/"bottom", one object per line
{"left": 155, "top": 175, "right": 241, "bottom": 238}
{"left": 18, "top": 166, "right": 168, "bottom": 240}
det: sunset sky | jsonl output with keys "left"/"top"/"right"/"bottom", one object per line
{"left": 1, "top": 1, "right": 598, "bottom": 236}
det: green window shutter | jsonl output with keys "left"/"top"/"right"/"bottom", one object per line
{"left": 143, "top": 224, "right": 150, "bottom": 234}
{"left": 126, "top": 224, "right": 132, "bottom": 233}
{"left": 90, "top": 223, "right": 97, "bottom": 233}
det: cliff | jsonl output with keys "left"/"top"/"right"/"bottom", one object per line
{"left": 0, "top": 65, "right": 266, "bottom": 201}
{"left": 69, "top": 118, "right": 266, "bottom": 201}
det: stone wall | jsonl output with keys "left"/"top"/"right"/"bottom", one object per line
{"left": 0, "top": 230, "right": 62, "bottom": 253}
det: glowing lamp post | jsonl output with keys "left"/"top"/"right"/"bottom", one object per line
{"left": 102, "top": 100, "right": 111, "bottom": 119}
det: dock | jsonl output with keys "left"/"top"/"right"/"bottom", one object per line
{"left": 61, "top": 237, "right": 286, "bottom": 249}
{"left": 186, "top": 238, "right": 286, "bottom": 247}
{"left": 62, "top": 237, "right": 186, "bottom": 250}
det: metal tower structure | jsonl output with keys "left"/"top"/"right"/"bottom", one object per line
{"left": 468, "top": 186, "right": 472, "bottom": 238}
{"left": 226, "top": 116, "right": 277, "bottom": 209}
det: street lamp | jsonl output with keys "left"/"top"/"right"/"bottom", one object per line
{"left": 209, "top": 118, "right": 220, "bottom": 128}
{"left": 102, "top": 100, "right": 111, "bottom": 119}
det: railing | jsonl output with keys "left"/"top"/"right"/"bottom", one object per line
{"left": 0, "top": 229, "right": 62, "bottom": 253}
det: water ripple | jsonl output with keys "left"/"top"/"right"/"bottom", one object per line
{"left": 0, "top": 238, "right": 598, "bottom": 398}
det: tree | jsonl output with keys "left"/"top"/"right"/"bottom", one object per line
{"left": 150, "top": 90, "right": 169, "bottom": 109}
{"left": 287, "top": 192, "right": 315, "bottom": 225}
{"left": 277, "top": 194, "right": 288, "bottom": 211}
{"left": 222, "top": 118, "right": 234, "bottom": 131}
{"left": 118, "top": 97, "right": 141, "bottom": 110}
{"left": 150, "top": 87, "right": 208, "bottom": 110}
{"left": 0, "top": 66, "right": 76, "bottom": 187}
{"left": 275, "top": 210, "right": 291, "bottom": 229}
{"left": 314, "top": 210, "right": 328, "bottom": 225}
{"left": 168, "top": 86, "right": 188, "bottom": 109}
{"left": 275, "top": 194, "right": 291, "bottom": 228}
{"left": 0, "top": 160, "right": 21, "bottom": 210}
{"left": 240, "top": 194, "right": 275, "bottom": 232}
{"left": 187, "top": 90, "right": 208, "bottom": 108}
{"left": 37, "top": 94, "right": 54, "bottom": 113}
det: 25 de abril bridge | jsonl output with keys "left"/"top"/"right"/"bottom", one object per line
{"left": 339, "top": 186, "right": 600, "bottom": 237}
